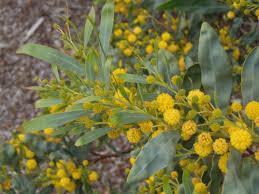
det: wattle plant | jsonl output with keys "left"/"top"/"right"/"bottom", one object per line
{"left": 1, "top": 0, "right": 259, "bottom": 193}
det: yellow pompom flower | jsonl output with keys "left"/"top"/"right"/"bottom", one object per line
{"left": 194, "top": 142, "right": 213, "bottom": 158}
{"left": 255, "top": 117, "right": 259, "bottom": 127}
{"left": 139, "top": 121, "right": 153, "bottom": 133}
{"left": 127, "top": 128, "right": 142, "bottom": 144}
{"left": 18, "top": 134, "right": 25, "bottom": 142}
{"left": 183, "top": 42, "right": 193, "bottom": 54}
{"left": 227, "top": 11, "right": 235, "bottom": 19}
{"left": 171, "top": 171, "right": 178, "bottom": 179}
{"left": 129, "top": 157, "right": 136, "bottom": 165}
{"left": 60, "top": 177, "right": 71, "bottom": 187}
{"left": 161, "top": 32, "right": 171, "bottom": 41}
{"left": 2, "top": 179, "right": 11, "bottom": 190}
{"left": 24, "top": 147, "right": 35, "bottom": 159}
{"left": 88, "top": 171, "right": 99, "bottom": 182}
{"left": 57, "top": 169, "right": 67, "bottom": 178}
{"left": 158, "top": 40, "right": 168, "bottom": 49}
{"left": 146, "top": 75, "right": 156, "bottom": 84}
{"left": 181, "top": 120, "right": 197, "bottom": 140}
{"left": 44, "top": 128, "right": 54, "bottom": 136}
{"left": 114, "top": 29, "right": 123, "bottom": 37}
{"left": 82, "top": 160, "right": 89, "bottom": 166}
{"left": 72, "top": 170, "right": 82, "bottom": 180}
{"left": 26, "top": 159, "right": 37, "bottom": 171}
{"left": 255, "top": 151, "right": 259, "bottom": 161}
{"left": 197, "top": 132, "right": 212, "bottom": 146}
{"left": 107, "top": 129, "right": 121, "bottom": 139}
{"left": 133, "top": 26, "right": 142, "bottom": 35}
{"left": 156, "top": 93, "right": 174, "bottom": 112}
{"left": 187, "top": 89, "right": 206, "bottom": 105}
{"left": 163, "top": 109, "right": 181, "bottom": 126}
{"left": 64, "top": 181, "right": 76, "bottom": 192}
{"left": 245, "top": 101, "right": 259, "bottom": 120}
{"left": 123, "top": 48, "right": 133, "bottom": 56}
{"left": 127, "top": 33, "right": 137, "bottom": 43}
{"left": 145, "top": 44, "right": 154, "bottom": 54}
{"left": 168, "top": 43, "right": 179, "bottom": 53}
{"left": 218, "top": 153, "right": 229, "bottom": 173}
{"left": 230, "top": 129, "right": 252, "bottom": 152}
{"left": 194, "top": 182, "right": 207, "bottom": 194}
{"left": 213, "top": 138, "right": 228, "bottom": 155}
{"left": 112, "top": 68, "right": 127, "bottom": 84}
{"left": 231, "top": 101, "right": 242, "bottom": 112}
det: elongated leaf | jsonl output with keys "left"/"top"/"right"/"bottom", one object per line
{"left": 163, "top": 177, "right": 173, "bottom": 194}
{"left": 74, "top": 96, "right": 102, "bottom": 104}
{"left": 75, "top": 127, "right": 111, "bottom": 146}
{"left": 158, "top": 0, "right": 228, "bottom": 14}
{"left": 103, "top": 57, "right": 112, "bottom": 87}
{"left": 210, "top": 155, "right": 222, "bottom": 194}
{"left": 23, "top": 110, "right": 88, "bottom": 132}
{"left": 127, "top": 131, "right": 180, "bottom": 184}
{"left": 119, "top": 73, "right": 147, "bottom": 84}
{"left": 85, "top": 49, "right": 98, "bottom": 81}
{"left": 110, "top": 110, "right": 153, "bottom": 126}
{"left": 35, "top": 98, "right": 63, "bottom": 108}
{"left": 99, "top": 1, "right": 114, "bottom": 55}
{"left": 182, "top": 170, "right": 194, "bottom": 194}
{"left": 84, "top": 7, "right": 95, "bottom": 48}
{"left": 183, "top": 63, "right": 201, "bottom": 91}
{"left": 17, "top": 43, "right": 84, "bottom": 75}
{"left": 222, "top": 149, "right": 259, "bottom": 194}
{"left": 51, "top": 64, "right": 60, "bottom": 82}
{"left": 198, "top": 22, "right": 232, "bottom": 109}
{"left": 241, "top": 47, "right": 259, "bottom": 105}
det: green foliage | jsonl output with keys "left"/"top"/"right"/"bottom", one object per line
{"left": 198, "top": 22, "right": 232, "bottom": 110}
{"left": 127, "top": 131, "right": 180, "bottom": 184}
{"left": 241, "top": 47, "right": 259, "bottom": 105}
{"left": 182, "top": 170, "right": 194, "bottom": 194}
{"left": 23, "top": 110, "right": 88, "bottom": 131}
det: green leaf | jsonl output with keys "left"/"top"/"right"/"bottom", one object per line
{"left": 85, "top": 49, "right": 98, "bottom": 81}
{"left": 163, "top": 177, "right": 173, "bottom": 194}
{"left": 17, "top": 43, "right": 84, "bottom": 75}
{"left": 110, "top": 109, "right": 153, "bottom": 126}
{"left": 74, "top": 96, "right": 102, "bottom": 104}
{"left": 99, "top": 1, "right": 114, "bottom": 55}
{"left": 182, "top": 170, "right": 194, "bottom": 194}
{"left": 35, "top": 98, "right": 63, "bottom": 108}
{"left": 102, "top": 57, "right": 112, "bottom": 87}
{"left": 51, "top": 64, "right": 60, "bottom": 82}
{"left": 222, "top": 149, "right": 259, "bottom": 194}
{"left": 241, "top": 47, "right": 259, "bottom": 105}
{"left": 183, "top": 64, "right": 201, "bottom": 91}
{"left": 84, "top": 7, "right": 95, "bottom": 48}
{"left": 23, "top": 110, "right": 88, "bottom": 132}
{"left": 75, "top": 127, "right": 111, "bottom": 146}
{"left": 119, "top": 73, "right": 147, "bottom": 84}
{"left": 198, "top": 22, "right": 232, "bottom": 110}
{"left": 158, "top": 0, "right": 228, "bottom": 14}
{"left": 209, "top": 155, "right": 223, "bottom": 194}
{"left": 127, "top": 131, "right": 180, "bottom": 184}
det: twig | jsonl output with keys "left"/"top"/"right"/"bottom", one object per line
{"left": 22, "top": 17, "right": 45, "bottom": 43}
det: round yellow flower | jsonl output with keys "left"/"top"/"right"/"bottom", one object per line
{"left": 171, "top": 171, "right": 178, "bottom": 179}
{"left": 227, "top": 11, "right": 235, "bottom": 19}
{"left": 231, "top": 101, "right": 242, "bottom": 112}
{"left": 194, "top": 142, "right": 213, "bottom": 158}
{"left": 24, "top": 147, "right": 35, "bottom": 159}
{"left": 57, "top": 169, "right": 67, "bottom": 178}
{"left": 163, "top": 109, "right": 181, "bottom": 126}
{"left": 127, "top": 128, "right": 142, "bottom": 144}
{"left": 107, "top": 129, "right": 121, "bottom": 139}
{"left": 123, "top": 48, "right": 133, "bottom": 56}
{"left": 112, "top": 68, "right": 127, "bottom": 84}
{"left": 129, "top": 157, "right": 136, "bottom": 165}
{"left": 213, "top": 138, "right": 228, "bottom": 155}
{"left": 197, "top": 132, "right": 212, "bottom": 146}
{"left": 181, "top": 120, "right": 197, "bottom": 140}
{"left": 158, "top": 40, "right": 168, "bottom": 49}
{"left": 18, "top": 134, "right": 25, "bottom": 141}
{"left": 194, "top": 182, "right": 207, "bottom": 194}
{"left": 64, "top": 181, "right": 76, "bottom": 192}
{"left": 2, "top": 179, "right": 11, "bottom": 190}
{"left": 26, "top": 159, "right": 37, "bottom": 171}
{"left": 187, "top": 89, "right": 205, "bottom": 105}
{"left": 146, "top": 75, "right": 156, "bottom": 84}
{"left": 145, "top": 44, "right": 154, "bottom": 54}
{"left": 178, "top": 56, "right": 185, "bottom": 72}
{"left": 161, "top": 32, "right": 171, "bottom": 41}
{"left": 127, "top": 34, "right": 137, "bottom": 43}
{"left": 156, "top": 93, "right": 174, "bottom": 112}
{"left": 255, "top": 117, "right": 259, "bottom": 127}
{"left": 230, "top": 129, "right": 252, "bottom": 152}
{"left": 72, "top": 170, "right": 82, "bottom": 180}
{"left": 218, "top": 153, "right": 229, "bottom": 173}
{"left": 88, "top": 171, "right": 99, "bottom": 182}
{"left": 255, "top": 151, "right": 259, "bottom": 161}
{"left": 60, "top": 177, "right": 71, "bottom": 187}
{"left": 114, "top": 29, "right": 122, "bottom": 37}
{"left": 168, "top": 43, "right": 179, "bottom": 53}
{"left": 245, "top": 101, "right": 259, "bottom": 120}
{"left": 183, "top": 42, "right": 193, "bottom": 54}
{"left": 133, "top": 26, "right": 142, "bottom": 35}
{"left": 139, "top": 121, "right": 153, "bottom": 133}
{"left": 82, "top": 160, "right": 89, "bottom": 166}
